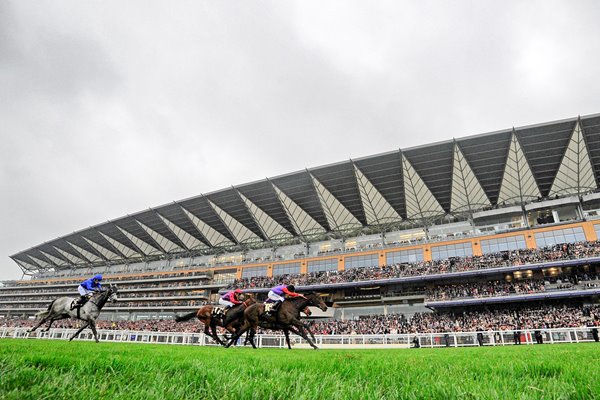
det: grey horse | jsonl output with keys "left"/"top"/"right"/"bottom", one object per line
{"left": 29, "top": 284, "right": 118, "bottom": 343}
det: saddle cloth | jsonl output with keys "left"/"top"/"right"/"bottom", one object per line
{"left": 264, "top": 303, "right": 275, "bottom": 313}
{"left": 212, "top": 306, "right": 227, "bottom": 317}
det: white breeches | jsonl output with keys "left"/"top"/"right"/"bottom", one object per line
{"left": 218, "top": 298, "right": 234, "bottom": 307}
{"left": 268, "top": 291, "right": 284, "bottom": 302}
{"left": 78, "top": 286, "right": 93, "bottom": 296}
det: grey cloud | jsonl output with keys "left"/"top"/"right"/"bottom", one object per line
{"left": 2, "top": 0, "right": 600, "bottom": 280}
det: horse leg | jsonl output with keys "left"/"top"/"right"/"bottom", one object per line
{"left": 210, "top": 321, "right": 225, "bottom": 346}
{"left": 283, "top": 329, "right": 292, "bottom": 349}
{"left": 250, "top": 328, "right": 258, "bottom": 349}
{"left": 29, "top": 317, "right": 50, "bottom": 333}
{"left": 291, "top": 320, "right": 319, "bottom": 349}
{"left": 225, "top": 321, "right": 250, "bottom": 348}
{"left": 43, "top": 318, "right": 58, "bottom": 332}
{"left": 89, "top": 320, "right": 100, "bottom": 343}
{"left": 301, "top": 322, "right": 317, "bottom": 342}
{"left": 69, "top": 322, "right": 89, "bottom": 341}
{"left": 222, "top": 323, "right": 240, "bottom": 346}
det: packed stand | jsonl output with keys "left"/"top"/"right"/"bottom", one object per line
{"left": 426, "top": 280, "right": 546, "bottom": 301}
{"left": 228, "top": 241, "right": 600, "bottom": 289}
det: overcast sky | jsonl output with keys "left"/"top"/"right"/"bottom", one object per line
{"left": 1, "top": 1, "right": 599, "bottom": 281}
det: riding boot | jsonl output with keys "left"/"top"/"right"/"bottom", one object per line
{"left": 71, "top": 296, "right": 87, "bottom": 310}
{"left": 267, "top": 301, "right": 282, "bottom": 316}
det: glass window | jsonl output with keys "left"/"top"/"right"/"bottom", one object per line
{"left": 594, "top": 223, "right": 600, "bottom": 238}
{"left": 535, "top": 227, "right": 586, "bottom": 248}
{"left": 344, "top": 254, "right": 379, "bottom": 270}
{"left": 272, "top": 262, "right": 301, "bottom": 277}
{"left": 241, "top": 266, "right": 268, "bottom": 279}
{"left": 307, "top": 258, "right": 338, "bottom": 273}
{"left": 480, "top": 235, "right": 527, "bottom": 254}
{"left": 213, "top": 269, "right": 237, "bottom": 284}
{"left": 431, "top": 242, "right": 473, "bottom": 261}
{"left": 386, "top": 248, "right": 424, "bottom": 264}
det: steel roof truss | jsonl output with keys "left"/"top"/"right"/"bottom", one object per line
{"left": 82, "top": 236, "right": 122, "bottom": 261}
{"left": 157, "top": 213, "right": 208, "bottom": 251}
{"left": 137, "top": 219, "right": 184, "bottom": 253}
{"left": 67, "top": 241, "right": 104, "bottom": 263}
{"left": 208, "top": 199, "right": 261, "bottom": 244}
{"left": 271, "top": 182, "right": 326, "bottom": 236}
{"left": 53, "top": 246, "right": 86, "bottom": 265}
{"left": 310, "top": 173, "right": 362, "bottom": 232}
{"left": 402, "top": 154, "right": 445, "bottom": 220}
{"left": 180, "top": 206, "right": 235, "bottom": 247}
{"left": 116, "top": 226, "right": 162, "bottom": 256}
{"left": 98, "top": 231, "right": 141, "bottom": 258}
{"left": 497, "top": 129, "right": 541, "bottom": 205}
{"left": 550, "top": 119, "right": 597, "bottom": 196}
{"left": 237, "top": 190, "right": 293, "bottom": 241}
{"left": 28, "top": 254, "right": 52, "bottom": 269}
{"left": 450, "top": 142, "right": 491, "bottom": 213}
{"left": 353, "top": 163, "right": 402, "bottom": 226}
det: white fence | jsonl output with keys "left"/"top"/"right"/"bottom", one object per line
{"left": 1, "top": 326, "right": 598, "bottom": 348}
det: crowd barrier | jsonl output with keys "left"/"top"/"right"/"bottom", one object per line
{"left": 1, "top": 326, "right": 598, "bottom": 348}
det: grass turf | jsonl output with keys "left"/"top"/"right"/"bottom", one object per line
{"left": 1, "top": 339, "right": 598, "bottom": 399}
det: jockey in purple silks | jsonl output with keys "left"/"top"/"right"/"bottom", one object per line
{"left": 266, "top": 284, "right": 304, "bottom": 315}
{"left": 219, "top": 288, "right": 243, "bottom": 308}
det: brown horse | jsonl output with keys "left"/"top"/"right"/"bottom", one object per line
{"left": 226, "top": 293, "right": 327, "bottom": 350}
{"left": 175, "top": 294, "right": 255, "bottom": 345}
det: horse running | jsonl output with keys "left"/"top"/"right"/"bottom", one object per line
{"left": 226, "top": 292, "right": 328, "bottom": 349}
{"left": 175, "top": 294, "right": 256, "bottom": 345}
{"left": 29, "top": 285, "right": 119, "bottom": 343}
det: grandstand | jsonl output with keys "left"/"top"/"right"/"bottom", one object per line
{"left": 2, "top": 113, "right": 600, "bottom": 334}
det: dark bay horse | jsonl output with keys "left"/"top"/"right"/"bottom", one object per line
{"left": 175, "top": 295, "right": 256, "bottom": 345}
{"left": 28, "top": 285, "right": 119, "bottom": 343}
{"left": 226, "top": 293, "right": 328, "bottom": 349}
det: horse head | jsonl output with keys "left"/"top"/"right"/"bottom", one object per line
{"left": 242, "top": 293, "right": 256, "bottom": 307}
{"left": 304, "top": 292, "right": 328, "bottom": 312}
{"left": 107, "top": 284, "right": 119, "bottom": 303}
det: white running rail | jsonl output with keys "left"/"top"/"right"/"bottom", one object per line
{"left": 1, "top": 326, "right": 598, "bottom": 348}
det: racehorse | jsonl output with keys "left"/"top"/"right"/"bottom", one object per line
{"left": 225, "top": 292, "right": 328, "bottom": 350}
{"left": 175, "top": 294, "right": 256, "bottom": 346}
{"left": 28, "top": 284, "right": 119, "bottom": 343}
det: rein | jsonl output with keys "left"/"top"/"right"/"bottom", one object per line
{"left": 88, "top": 290, "right": 112, "bottom": 309}
{"left": 242, "top": 298, "right": 253, "bottom": 308}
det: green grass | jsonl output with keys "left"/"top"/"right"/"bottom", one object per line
{"left": 1, "top": 339, "right": 599, "bottom": 400}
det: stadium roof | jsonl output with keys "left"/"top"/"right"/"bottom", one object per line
{"left": 11, "top": 113, "right": 600, "bottom": 274}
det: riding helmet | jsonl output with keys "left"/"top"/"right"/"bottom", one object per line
{"left": 287, "top": 285, "right": 295, "bottom": 292}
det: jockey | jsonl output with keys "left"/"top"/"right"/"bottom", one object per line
{"left": 71, "top": 274, "right": 103, "bottom": 309}
{"left": 219, "top": 288, "right": 243, "bottom": 308}
{"left": 266, "top": 284, "right": 303, "bottom": 315}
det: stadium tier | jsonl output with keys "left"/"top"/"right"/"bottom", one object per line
{"left": 2, "top": 114, "right": 600, "bottom": 329}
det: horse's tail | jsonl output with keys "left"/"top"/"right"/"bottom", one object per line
{"left": 35, "top": 299, "right": 57, "bottom": 319}
{"left": 175, "top": 311, "right": 197, "bottom": 322}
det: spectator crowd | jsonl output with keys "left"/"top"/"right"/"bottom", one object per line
{"left": 3, "top": 304, "right": 598, "bottom": 335}
{"left": 228, "top": 241, "right": 600, "bottom": 290}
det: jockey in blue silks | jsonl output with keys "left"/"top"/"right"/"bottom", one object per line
{"left": 72, "top": 274, "right": 103, "bottom": 309}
